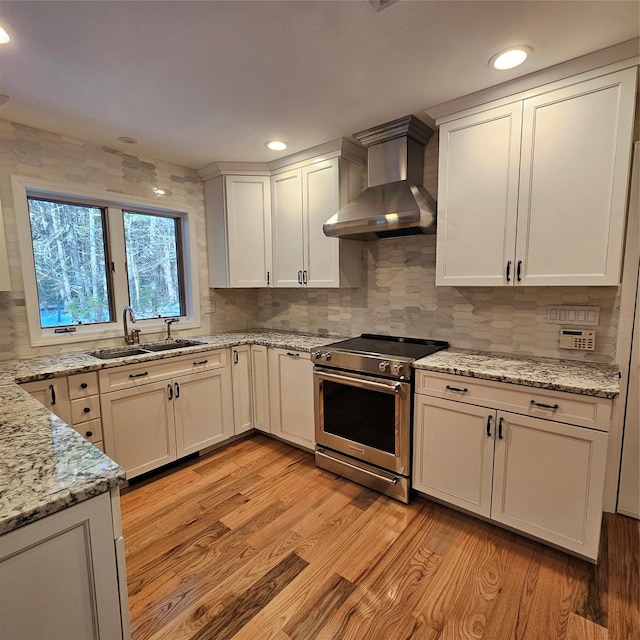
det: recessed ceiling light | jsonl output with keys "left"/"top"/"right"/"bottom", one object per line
{"left": 0, "top": 26, "right": 11, "bottom": 44}
{"left": 266, "top": 140, "right": 287, "bottom": 151}
{"left": 153, "top": 188, "right": 166, "bottom": 196}
{"left": 489, "top": 46, "right": 533, "bottom": 70}
{"left": 118, "top": 136, "right": 138, "bottom": 144}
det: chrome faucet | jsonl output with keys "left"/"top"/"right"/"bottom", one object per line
{"left": 165, "top": 317, "right": 179, "bottom": 341}
{"left": 123, "top": 306, "right": 140, "bottom": 345}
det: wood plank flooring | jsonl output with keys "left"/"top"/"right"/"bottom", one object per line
{"left": 120, "top": 435, "right": 640, "bottom": 640}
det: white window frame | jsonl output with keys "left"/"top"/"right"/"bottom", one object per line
{"left": 12, "top": 176, "right": 201, "bottom": 347}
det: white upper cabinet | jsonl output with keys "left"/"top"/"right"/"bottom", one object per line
{"left": 205, "top": 174, "right": 272, "bottom": 288}
{"left": 200, "top": 140, "right": 365, "bottom": 289}
{"left": 436, "top": 66, "right": 637, "bottom": 287}
{"left": 272, "top": 157, "right": 363, "bottom": 288}
{"left": 272, "top": 168, "right": 305, "bottom": 287}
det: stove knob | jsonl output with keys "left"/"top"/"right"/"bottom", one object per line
{"left": 322, "top": 352, "right": 332, "bottom": 361}
{"left": 392, "top": 363, "right": 404, "bottom": 376}
{"left": 311, "top": 351, "right": 321, "bottom": 360}
{"left": 378, "top": 360, "right": 390, "bottom": 372}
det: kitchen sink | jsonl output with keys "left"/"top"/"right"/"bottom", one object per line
{"left": 89, "top": 340, "right": 204, "bottom": 360}
{"left": 89, "top": 347, "right": 151, "bottom": 359}
{"left": 140, "top": 340, "right": 204, "bottom": 352}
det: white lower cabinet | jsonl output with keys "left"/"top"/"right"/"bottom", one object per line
{"left": 231, "top": 345, "right": 253, "bottom": 435}
{"left": 413, "top": 372, "right": 610, "bottom": 561}
{"left": 101, "top": 380, "right": 177, "bottom": 478}
{"left": 20, "top": 377, "right": 72, "bottom": 425}
{"left": 0, "top": 491, "right": 129, "bottom": 640}
{"left": 269, "top": 347, "right": 314, "bottom": 450}
{"left": 251, "top": 344, "right": 271, "bottom": 433}
{"left": 100, "top": 349, "right": 233, "bottom": 479}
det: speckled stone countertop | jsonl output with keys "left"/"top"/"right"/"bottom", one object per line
{"left": 0, "top": 330, "right": 341, "bottom": 535}
{"left": 413, "top": 349, "right": 619, "bottom": 399}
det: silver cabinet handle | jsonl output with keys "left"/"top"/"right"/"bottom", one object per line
{"left": 297, "top": 270, "right": 303, "bottom": 285}
{"left": 302, "top": 270, "right": 308, "bottom": 285}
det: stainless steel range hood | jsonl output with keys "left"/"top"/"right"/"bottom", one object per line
{"left": 323, "top": 115, "right": 436, "bottom": 241}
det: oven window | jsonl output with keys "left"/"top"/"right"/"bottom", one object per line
{"left": 322, "top": 380, "right": 396, "bottom": 454}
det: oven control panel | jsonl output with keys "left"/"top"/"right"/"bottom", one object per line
{"left": 312, "top": 350, "right": 412, "bottom": 380}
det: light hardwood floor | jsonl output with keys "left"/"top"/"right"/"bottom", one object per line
{"left": 121, "top": 434, "right": 640, "bottom": 640}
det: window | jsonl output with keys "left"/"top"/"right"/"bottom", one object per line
{"left": 123, "top": 211, "right": 185, "bottom": 320}
{"left": 27, "top": 197, "right": 112, "bottom": 328}
{"left": 13, "top": 177, "right": 201, "bottom": 346}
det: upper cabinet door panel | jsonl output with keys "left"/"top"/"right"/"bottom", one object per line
{"left": 436, "top": 102, "right": 523, "bottom": 286}
{"left": 516, "top": 68, "right": 637, "bottom": 286}
{"left": 302, "top": 159, "right": 340, "bottom": 287}
{"left": 225, "top": 176, "right": 272, "bottom": 287}
{"left": 272, "top": 170, "right": 304, "bottom": 287}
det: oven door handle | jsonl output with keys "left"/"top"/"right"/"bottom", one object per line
{"left": 316, "top": 370, "right": 402, "bottom": 394}
{"left": 316, "top": 449, "right": 399, "bottom": 485}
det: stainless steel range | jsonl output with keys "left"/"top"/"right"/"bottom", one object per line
{"left": 313, "top": 334, "right": 449, "bottom": 503}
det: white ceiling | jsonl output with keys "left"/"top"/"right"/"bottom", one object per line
{"left": 0, "top": 1, "right": 638, "bottom": 170}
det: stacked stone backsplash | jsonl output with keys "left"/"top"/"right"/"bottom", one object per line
{"left": 0, "top": 120, "right": 623, "bottom": 364}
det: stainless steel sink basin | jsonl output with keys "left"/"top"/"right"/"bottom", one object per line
{"left": 140, "top": 340, "right": 204, "bottom": 352}
{"left": 89, "top": 340, "right": 204, "bottom": 359}
{"left": 89, "top": 347, "right": 150, "bottom": 359}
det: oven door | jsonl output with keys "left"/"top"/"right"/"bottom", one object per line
{"left": 314, "top": 366, "right": 411, "bottom": 475}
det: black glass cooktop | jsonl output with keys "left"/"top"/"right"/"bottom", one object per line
{"left": 324, "top": 333, "right": 449, "bottom": 360}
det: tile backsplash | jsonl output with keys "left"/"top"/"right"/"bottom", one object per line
{"left": 254, "top": 234, "right": 619, "bottom": 363}
{"left": 0, "top": 119, "right": 622, "bottom": 363}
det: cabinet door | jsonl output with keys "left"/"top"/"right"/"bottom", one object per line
{"left": 272, "top": 169, "right": 304, "bottom": 287}
{"left": 20, "top": 377, "right": 72, "bottom": 425}
{"left": 516, "top": 68, "right": 637, "bottom": 285}
{"left": 436, "top": 102, "right": 522, "bottom": 286}
{"left": 101, "top": 381, "right": 176, "bottom": 479}
{"left": 174, "top": 368, "right": 234, "bottom": 456}
{"left": 231, "top": 345, "right": 253, "bottom": 435}
{"left": 251, "top": 344, "right": 271, "bottom": 433}
{"left": 302, "top": 159, "right": 341, "bottom": 287}
{"left": 413, "top": 395, "right": 495, "bottom": 517}
{"left": 0, "top": 492, "right": 123, "bottom": 640}
{"left": 269, "top": 348, "right": 314, "bottom": 450}
{"left": 492, "top": 411, "right": 608, "bottom": 560}
{"left": 225, "top": 175, "right": 272, "bottom": 287}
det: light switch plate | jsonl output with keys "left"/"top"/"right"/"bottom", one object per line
{"left": 547, "top": 305, "right": 599, "bottom": 326}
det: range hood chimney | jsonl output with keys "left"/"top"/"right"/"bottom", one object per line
{"left": 323, "top": 115, "right": 436, "bottom": 241}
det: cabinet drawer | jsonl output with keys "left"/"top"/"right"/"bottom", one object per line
{"left": 71, "top": 395, "right": 101, "bottom": 424}
{"left": 68, "top": 372, "right": 99, "bottom": 399}
{"left": 73, "top": 418, "right": 103, "bottom": 444}
{"left": 98, "top": 349, "right": 227, "bottom": 393}
{"left": 415, "top": 370, "right": 611, "bottom": 431}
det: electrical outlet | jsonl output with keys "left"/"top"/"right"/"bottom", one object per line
{"left": 202, "top": 300, "right": 216, "bottom": 314}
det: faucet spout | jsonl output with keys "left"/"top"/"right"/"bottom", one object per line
{"left": 123, "top": 306, "right": 140, "bottom": 345}
{"left": 165, "top": 317, "right": 180, "bottom": 341}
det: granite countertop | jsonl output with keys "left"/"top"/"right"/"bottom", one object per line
{"left": 413, "top": 348, "right": 620, "bottom": 399}
{"left": 0, "top": 329, "right": 341, "bottom": 535}
{"left": 1, "top": 330, "right": 620, "bottom": 536}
